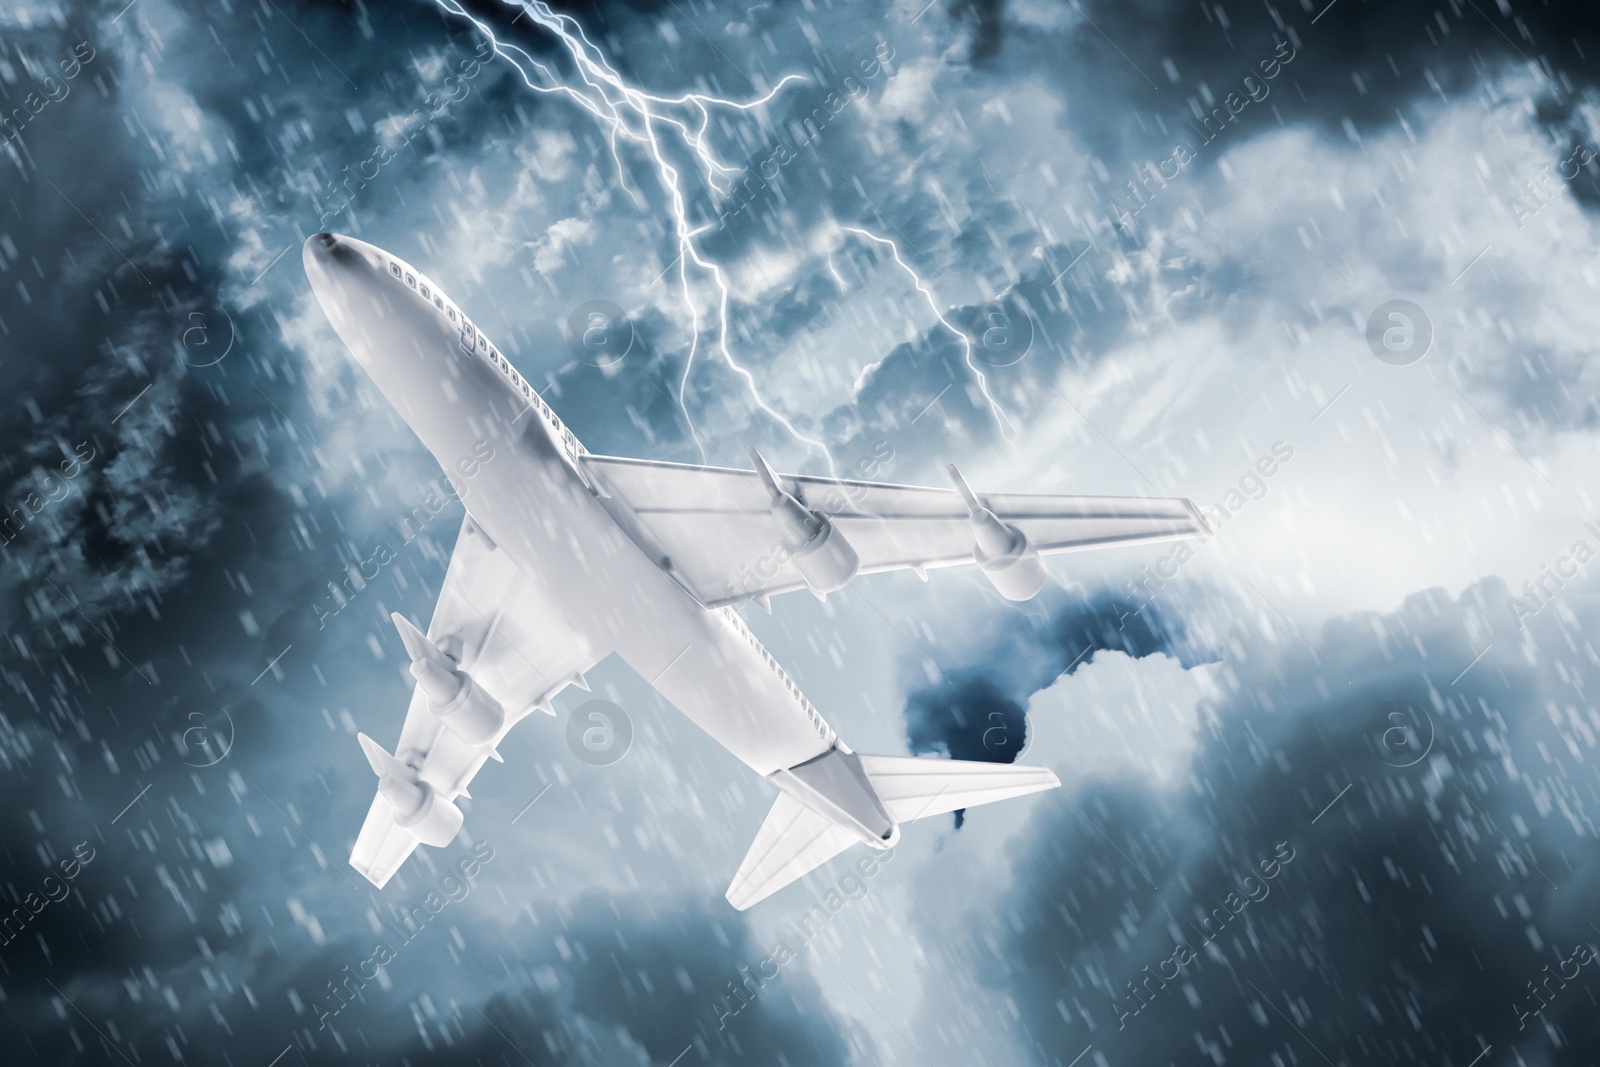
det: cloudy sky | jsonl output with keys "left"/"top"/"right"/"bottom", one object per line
{"left": 2, "top": 0, "right": 1599, "bottom": 1063}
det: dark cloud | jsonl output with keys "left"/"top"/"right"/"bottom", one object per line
{"left": 809, "top": 233, "right": 1211, "bottom": 481}
{"left": 993, "top": 1, "right": 1600, "bottom": 163}
{"left": 5, "top": 1, "right": 1597, "bottom": 1065}
{"left": 7, "top": 857, "right": 862, "bottom": 1064}
{"left": 911, "top": 576, "right": 1600, "bottom": 1064}
{"left": 901, "top": 584, "right": 1212, "bottom": 826}
{"left": 951, "top": 0, "right": 1006, "bottom": 62}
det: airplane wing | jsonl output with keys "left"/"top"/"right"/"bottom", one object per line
{"left": 349, "top": 513, "right": 602, "bottom": 888}
{"left": 581, "top": 452, "right": 1210, "bottom": 606}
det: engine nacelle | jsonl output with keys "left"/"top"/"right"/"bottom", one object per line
{"left": 412, "top": 658, "right": 506, "bottom": 746}
{"left": 752, "top": 446, "right": 860, "bottom": 594}
{"left": 358, "top": 733, "right": 465, "bottom": 848}
{"left": 381, "top": 774, "right": 465, "bottom": 848}
{"left": 393, "top": 611, "right": 506, "bottom": 746}
{"left": 949, "top": 463, "right": 1047, "bottom": 601}
{"left": 791, "top": 517, "right": 860, "bottom": 593}
{"left": 975, "top": 532, "right": 1048, "bottom": 601}
{"left": 773, "top": 494, "right": 859, "bottom": 593}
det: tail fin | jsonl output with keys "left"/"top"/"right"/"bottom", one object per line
{"left": 725, "top": 754, "right": 1058, "bottom": 909}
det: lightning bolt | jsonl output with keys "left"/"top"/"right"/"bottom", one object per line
{"left": 432, "top": 0, "right": 829, "bottom": 466}
{"left": 433, "top": 0, "right": 1012, "bottom": 470}
{"left": 840, "top": 226, "right": 1014, "bottom": 440}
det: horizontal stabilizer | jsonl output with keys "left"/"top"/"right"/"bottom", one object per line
{"left": 726, "top": 792, "right": 859, "bottom": 911}
{"left": 856, "top": 754, "right": 1059, "bottom": 823}
{"left": 727, "top": 753, "right": 1059, "bottom": 909}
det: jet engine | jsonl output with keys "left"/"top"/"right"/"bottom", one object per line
{"left": 948, "top": 464, "right": 1047, "bottom": 601}
{"left": 749, "top": 447, "right": 859, "bottom": 595}
{"left": 392, "top": 613, "right": 506, "bottom": 746}
{"left": 358, "top": 733, "right": 464, "bottom": 847}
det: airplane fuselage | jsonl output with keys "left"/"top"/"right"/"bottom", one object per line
{"left": 303, "top": 235, "right": 852, "bottom": 793}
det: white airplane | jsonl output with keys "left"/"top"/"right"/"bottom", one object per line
{"left": 303, "top": 232, "right": 1209, "bottom": 908}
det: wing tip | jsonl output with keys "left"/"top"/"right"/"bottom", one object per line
{"left": 349, "top": 855, "right": 387, "bottom": 889}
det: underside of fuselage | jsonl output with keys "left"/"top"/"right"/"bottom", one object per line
{"left": 303, "top": 232, "right": 844, "bottom": 778}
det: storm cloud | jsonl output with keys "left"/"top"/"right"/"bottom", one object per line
{"left": 909, "top": 576, "right": 1600, "bottom": 1064}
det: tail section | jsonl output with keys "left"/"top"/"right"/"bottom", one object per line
{"left": 855, "top": 753, "right": 1059, "bottom": 823}
{"left": 726, "top": 793, "right": 860, "bottom": 910}
{"left": 725, "top": 751, "right": 1059, "bottom": 909}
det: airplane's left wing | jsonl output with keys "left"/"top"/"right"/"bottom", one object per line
{"left": 349, "top": 513, "right": 602, "bottom": 888}
{"left": 582, "top": 451, "right": 1210, "bottom": 607}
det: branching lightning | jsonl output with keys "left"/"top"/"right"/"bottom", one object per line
{"left": 434, "top": 0, "right": 838, "bottom": 466}
{"left": 434, "top": 0, "right": 1014, "bottom": 470}
{"left": 840, "top": 226, "right": 1014, "bottom": 441}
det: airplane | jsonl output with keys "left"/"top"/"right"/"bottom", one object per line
{"left": 302, "top": 232, "right": 1210, "bottom": 909}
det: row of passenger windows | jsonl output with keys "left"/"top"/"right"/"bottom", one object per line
{"left": 720, "top": 607, "right": 831, "bottom": 740}
{"left": 392, "top": 261, "right": 457, "bottom": 321}
{"left": 389, "top": 259, "right": 570, "bottom": 438}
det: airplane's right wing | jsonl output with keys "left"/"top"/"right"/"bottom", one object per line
{"left": 349, "top": 513, "right": 603, "bottom": 888}
{"left": 582, "top": 451, "right": 1210, "bottom": 606}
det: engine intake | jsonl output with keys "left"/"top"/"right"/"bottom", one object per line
{"left": 947, "top": 464, "right": 1047, "bottom": 601}
{"left": 749, "top": 447, "right": 860, "bottom": 595}
{"left": 358, "top": 733, "right": 464, "bottom": 848}
{"left": 393, "top": 613, "right": 506, "bottom": 746}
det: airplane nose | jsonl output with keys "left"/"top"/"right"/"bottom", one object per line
{"left": 303, "top": 232, "right": 367, "bottom": 307}
{"left": 303, "top": 232, "right": 372, "bottom": 278}
{"left": 305, "top": 232, "right": 349, "bottom": 262}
